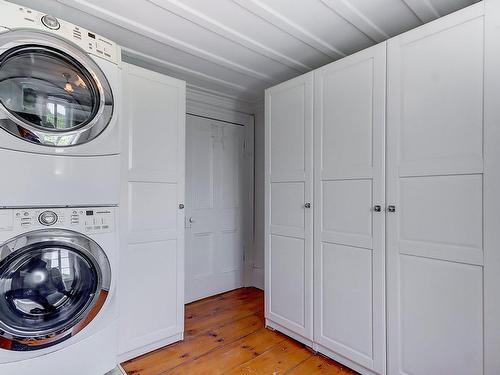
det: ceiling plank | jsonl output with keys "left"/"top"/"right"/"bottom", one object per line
{"left": 148, "top": 0, "right": 312, "bottom": 73}
{"left": 56, "top": 0, "right": 277, "bottom": 83}
{"left": 319, "top": 0, "right": 389, "bottom": 43}
{"left": 122, "top": 47, "right": 258, "bottom": 96}
{"left": 401, "top": 0, "right": 440, "bottom": 23}
{"left": 232, "top": 0, "right": 346, "bottom": 60}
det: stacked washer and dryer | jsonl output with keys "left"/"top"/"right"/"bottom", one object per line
{"left": 0, "top": 1, "right": 121, "bottom": 374}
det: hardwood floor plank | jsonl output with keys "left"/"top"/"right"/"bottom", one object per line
{"left": 286, "top": 354, "right": 358, "bottom": 374}
{"left": 185, "top": 289, "right": 263, "bottom": 335}
{"left": 224, "top": 338, "right": 313, "bottom": 375}
{"left": 122, "top": 313, "right": 264, "bottom": 375}
{"left": 186, "top": 298, "right": 264, "bottom": 337}
{"left": 122, "top": 288, "right": 359, "bottom": 375}
{"left": 186, "top": 288, "right": 261, "bottom": 314}
{"left": 165, "top": 328, "right": 285, "bottom": 375}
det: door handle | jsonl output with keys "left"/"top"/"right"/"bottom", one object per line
{"left": 387, "top": 205, "right": 396, "bottom": 213}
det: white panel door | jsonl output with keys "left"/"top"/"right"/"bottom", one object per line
{"left": 119, "top": 63, "right": 185, "bottom": 360}
{"left": 314, "top": 43, "right": 386, "bottom": 374}
{"left": 185, "top": 114, "right": 246, "bottom": 303}
{"left": 265, "top": 72, "right": 313, "bottom": 343}
{"left": 387, "top": 4, "right": 485, "bottom": 375}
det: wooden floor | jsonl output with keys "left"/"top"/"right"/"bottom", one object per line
{"left": 122, "top": 288, "right": 358, "bottom": 375}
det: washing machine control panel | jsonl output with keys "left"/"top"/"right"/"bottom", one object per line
{"left": 0, "top": 207, "right": 116, "bottom": 234}
{"left": 0, "top": 1, "right": 120, "bottom": 64}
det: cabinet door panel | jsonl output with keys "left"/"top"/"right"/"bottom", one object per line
{"left": 387, "top": 5, "right": 486, "bottom": 375}
{"left": 265, "top": 73, "right": 313, "bottom": 342}
{"left": 119, "top": 63, "right": 185, "bottom": 360}
{"left": 314, "top": 43, "right": 386, "bottom": 374}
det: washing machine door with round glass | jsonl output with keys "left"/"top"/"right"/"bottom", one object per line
{"left": 0, "top": 229, "right": 111, "bottom": 351}
{"left": 0, "top": 30, "right": 113, "bottom": 147}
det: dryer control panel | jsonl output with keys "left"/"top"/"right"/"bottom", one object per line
{"left": 0, "top": 207, "right": 116, "bottom": 234}
{"left": 0, "top": 0, "right": 120, "bottom": 64}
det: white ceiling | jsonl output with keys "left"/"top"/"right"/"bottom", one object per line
{"left": 14, "top": 0, "right": 479, "bottom": 103}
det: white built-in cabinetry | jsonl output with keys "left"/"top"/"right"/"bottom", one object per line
{"left": 265, "top": 72, "right": 314, "bottom": 345}
{"left": 313, "top": 42, "right": 386, "bottom": 375}
{"left": 118, "top": 63, "right": 186, "bottom": 362}
{"left": 265, "top": 2, "right": 500, "bottom": 375}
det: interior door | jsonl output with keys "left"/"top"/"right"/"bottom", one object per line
{"left": 185, "top": 114, "right": 245, "bottom": 303}
{"left": 313, "top": 43, "right": 386, "bottom": 374}
{"left": 119, "top": 63, "right": 185, "bottom": 360}
{"left": 265, "top": 72, "right": 313, "bottom": 343}
{"left": 387, "top": 5, "right": 485, "bottom": 375}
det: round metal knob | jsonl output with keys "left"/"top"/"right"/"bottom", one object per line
{"left": 179, "top": 204, "right": 185, "bottom": 209}
{"left": 387, "top": 205, "right": 396, "bottom": 213}
{"left": 39, "top": 211, "right": 58, "bottom": 226}
{"left": 373, "top": 205, "right": 382, "bottom": 212}
{"left": 189, "top": 217, "right": 194, "bottom": 223}
{"left": 41, "top": 14, "right": 60, "bottom": 30}
{"left": 304, "top": 203, "right": 311, "bottom": 208}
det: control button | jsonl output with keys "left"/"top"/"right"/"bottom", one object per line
{"left": 94, "top": 226, "right": 101, "bottom": 230}
{"left": 85, "top": 226, "right": 93, "bottom": 231}
{"left": 102, "top": 225, "right": 109, "bottom": 229}
{"left": 41, "top": 14, "right": 60, "bottom": 30}
{"left": 23, "top": 212, "right": 29, "bottom": 217}
{"left": 38, "top": 211, "right": 58, "bottom": 226}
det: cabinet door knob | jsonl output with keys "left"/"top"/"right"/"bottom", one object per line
{"left": 304, "top": 203, "right": 311, "bottom": 208}
{"left": 387, "top": 205, "right": 396, "bottom": 213}
{"left": 179, "top": 204, "right": 185, "bottom": 209}
{"left": 373, "top": 205, "right": 382, "bottom": 212}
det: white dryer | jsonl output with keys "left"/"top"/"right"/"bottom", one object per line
{"left": 0, "top": 1, "right": 121, "bottom": 207}
{"left": 0, "top": 206, "right": 118, "bottom": 375}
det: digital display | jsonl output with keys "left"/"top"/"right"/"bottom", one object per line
{"left": 86, "top": 210, "right": 94, "bottom": 216}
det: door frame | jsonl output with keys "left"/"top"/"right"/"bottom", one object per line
{"left": 186, "top": 89, "right": 255, "bottom": 295}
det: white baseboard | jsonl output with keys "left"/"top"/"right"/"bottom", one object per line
{"left": 117, "top": 333, "right": 183, "bottom": 363}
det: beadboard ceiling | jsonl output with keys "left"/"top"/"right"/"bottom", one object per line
{"left": 14, "top": 0, "right": 480, "bottom": 103}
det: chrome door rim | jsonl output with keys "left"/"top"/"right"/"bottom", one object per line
{"left": 0, "top": 229, "right": 111, "bottom": 350}
{"left": 0, "top": 29, "right": 114, "bottom": 147}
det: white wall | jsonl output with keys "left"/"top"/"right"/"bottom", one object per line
{"left": 251, "top": 100, "right": 265, "bottom": 289}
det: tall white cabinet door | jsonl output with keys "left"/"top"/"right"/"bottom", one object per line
{"left": 185, "top": 114, "right": 246, "bottom": 303}
{"left": 387, "top": 4, "right": 485, "bottom": 375}
{"left": 265, "top": 72, "right": 313, "bottom": 344}
{"left": 314, "top": 44, "right": 386, "bottom": 375}
{"left": 119, "top": 63, "right": 186, "bottom": 361}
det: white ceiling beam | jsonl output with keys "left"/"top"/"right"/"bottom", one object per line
{"left": 122, "top": 47, "right": 260, "bottom": 98}
{"left": 56, "top": 0, "right": 277, "bottom": 84}
{"left": 402, "top": 0, "right": 441, "bottom": 23}
{"left": 147, "top": 0, "right": 312, "bottom": 73}
{"left": 232, "top": 0, "right": 346, "bottom": 60}
{"left": 319, "top": 0, "right": 389, "bottom": 43}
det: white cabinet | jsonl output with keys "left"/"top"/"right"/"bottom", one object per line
{"left": 266, "top": 2, "right": 500, "bottom": 375}
{"left": 118, "top": 63, "right": 186, "bottom": 362}
{"left": 386, "top": 4, "right": 493, "bottom": 374}
{"left": 313, "top": 43, "right": 386, "bottom": 375}
{"left": 265, "top": 73, "right": 313, "bottom": 345}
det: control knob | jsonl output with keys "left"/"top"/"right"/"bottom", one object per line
{"left": 41, "top": 14, "right": 60, "bottom": 30}
{"left": 39, "top": 211, "right": 58, "bottom": 226}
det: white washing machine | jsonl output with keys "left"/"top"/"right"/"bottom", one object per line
{"left": 0, "top": 0, "right": 121, "bottom": 207}
{"left": 0, "top": 206, "right": 118, "bottom": 375}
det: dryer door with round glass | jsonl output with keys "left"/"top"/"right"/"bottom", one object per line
{"left": 0, "top": 30, "right": 113, "bottom": 147}
{"left": 0, "top": 229, "right": 111, "bottom": 351}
